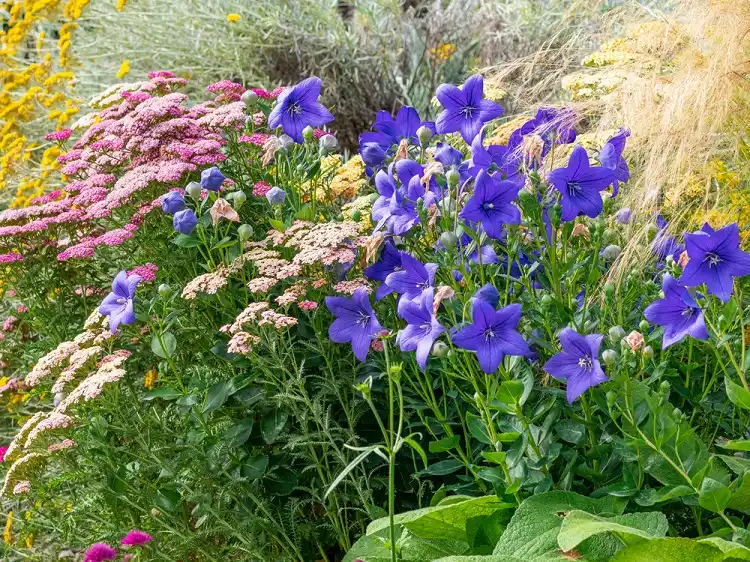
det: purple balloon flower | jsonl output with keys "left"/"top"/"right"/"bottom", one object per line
{"left": 200, "top": 166, "right": 225, "bottom": 192}
{"left": 99, "top": 270, "right": 141, "bottom": 334}
{"left": 396, "top": 288, "right": 445, "bottom": 370}
{"left": 385, "top": 253, "right": 438, "bottom": 302}
{"left": 452, "top": 300, "right": 529, "bottom": 374}
{"left": 269, "top": 77, "right": 334, "bottom": 143}
{"left": 470, "top": 283, "right": 500, "bottom": 308}
{"left": 615, "top": 207, "right": 632, "bottom": 225}
{"left": 544, "top": 328, "right": 607, "bottom": 404}
{"left": 435, "top": 74, "right": 504, "bottom": 143}
{"left": 459, "top": 169, "right": 521, "bottom": 240}
{"left": 679, "top": 223, "right": 750, "bottom": 302}
{"left": 599, "top": 128, "right": 630, "bottom": 196}
{"left": 84, "top": 543, "right": 117, "bottom": 562}
{"left": 547, "top": 145, "right": 614, "bottom": 221}
{"left": 173, "top": 208, "right": 198, "bottom": 235}
{"left": 325, "top": 287, "right": 383, "bottom": 361}
{"left": 364, "top": 241, "right": 403, "bottom": 301}
{"left": 644, "top": 274, "right": 708, "bottom": 349}
{"left": 161, "top": 191, "right": 186, "bottom": 215}
{"left": 373, "top": 106, "right": 435, "bottom": 145}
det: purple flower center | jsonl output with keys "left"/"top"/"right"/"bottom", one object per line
{"left": 461, "top": 105, "right": 476, "bottom": 118}
{"left": 356, "top": 310, "right": 371, "bottom": 327}
{"left": 483, "top": 327, "right": 495, "bottom": 341}
{"left": 287, "top": 100, "right": 302, "bottom": 116}
{"left": 577, "top": 355, "right": 593, "bottom": 370}
{"left": 566, "top": 181, "right": 582, "bottom": 196}
{"left": 682, "top": 307, "right": 695, "bottom": 318}
{"left": 482, "top": 202, "right": 495, "bottom": 211}
{"left": 704, "top": 252, "right": 722, "bottom": 267}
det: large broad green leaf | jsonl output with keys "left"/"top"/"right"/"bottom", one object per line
{"left": 260, "top": 409, "right": 288, "bottom": 444}
{"left": 698, "top": 538, "right": 750, "bottom": 560}
{"left": 634, "top": 485, "right": 694, "bottom": 506}
{"left": 717, "top": 454, "right": 750, "bottom": 475}
{"left": 728, "top": 472, "right": 750, "bottom": 514}
{"left": 557, "top": 510, "right": 668, "bottom": 552}
{"left": 699, "top": 478, "right": 732, "bottom": 513}
{"left": 725, "top": 376, "right": 750, "bottom": 410}
{"left": 717, "top": 439, "right": 750, "bottom": 452}
{"left": 367, "top": 496, "right": 514, "bottom": 542}
{"left": 435, "top": 557, "right": 527, "bottom": 562}
{"left": 344, "top": 527, "right": 468, "bottom": 562}
{"left": 609, "top": 538, "right": 727, "bottom": 562}
{"left": 492, "top": 492, "right": 625, "bottom": 559}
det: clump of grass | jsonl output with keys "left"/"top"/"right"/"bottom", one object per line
{"left": 72, "top": 0, "right": 600, "bottom": 147}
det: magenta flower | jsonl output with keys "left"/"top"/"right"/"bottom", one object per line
{"left": 84, "top": 543, "right": 117, "bottom": 562}
{"left": 435, "top": 74, "right": 503, "bottom": 143}
{"left": 121, "top": 529, "right": 153, "bottom": 546}
{"left": 0, "top": 446, "right": 8, "bottom": 462}
{"left": 452, "top": 300, "right": 529, "bottom": 374}
{"left": 99, "top": 271, "right": 142, "bottom": 334}
{"left": 268, "top": 77, "right": 334, "bottom": 143}
{"left": 544, "top": 328, "right": 607, "bottom": 403}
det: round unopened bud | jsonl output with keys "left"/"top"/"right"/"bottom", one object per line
{"left": 517, "top": 189, "right": 535, "bottom": 207}
{"left": 606, "top": 390, "right": 617, "bottom": 406}
{"left": 643, "top": 345, "right": 654, "bottom": 360}
{"left": 302, "top": 125, "right": 315, "bottom": 142}
{"left": 439, "top": 231, "right": 459, "bottom": 250}
{"left": 320, "top": 134, "right": 338, "bottom": 152}
{"left": 431, "top": 341, "right": 449, "bottom": 358}
{"left": 541, "top": 294, "right": 552, "bottom": 308}
{"left": 266, "top": 186, "right": 286, "bottom": 206}
{"left": 550, "top": 203, "right": 562, "bottom": 226}
{"left": 417, "top": 125, "right": 433, "bottom": 145}
{"left": 240, "top": 90, "right": 258, "bottom": 106}
{"left": 601, "top": 244, "right": 621, "bottom": 261}
{"left": 604, "top": 282, "right": 615, "bottom": 299}
{"left": 602, "top": 228, "right": 617, "bottom": 244}
{"left": 602, "top": 349, "right": 618, "bottom": 365}
{"left": 665, "top": 254, "right": 675, "bottom": 267}
{"left": 659, "top": 380, "right": 670, "bottom": 395}
{"left": 233, "top": 190, "right": 247, "bottom": 209}
{"left": 185, "top": 181, "right": 202, "bottom": 200}
{"left": 151, "top": 508, "right": 161, "bottom": 518}
{"left": 279, "top": 134, "right": 294, "bottom": 149}
{"left": 238, "top": 224, "right": 254, "bottom": 241}
{"left": 158, "top": 284, "right": 172, "bottom": 298}
{"left": 446, "top": 168, "right": 460, "bottom": 188}
{"left": 351, "top": 210, "right": 362, "bottom": 222}
{"left": 608, "top": 325, "right": 626, "bottom": 343}
{"left": 639, "top": 319, "right": 650, "bottom": 333}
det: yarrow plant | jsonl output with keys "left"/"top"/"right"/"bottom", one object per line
{"left": 2, "top": 68, "right": 750, "bottom": 562}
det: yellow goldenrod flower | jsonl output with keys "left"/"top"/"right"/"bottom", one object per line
{"left": 116, "top": 60, "right": 130, "bottom": 79}
{"left": 4, "top": 512, "right": 12, "bottom": 545}
{"left": 25, "top": 534, "right": 33, "bottom": 548}
{"left": 227, "top": 13, "right": 241, "bottom": 22}
{"left": 144, "top": 368, "right": 158, "bottom": 390}
{"left": 116, "top": 0, "right": 127, "bottom": 11}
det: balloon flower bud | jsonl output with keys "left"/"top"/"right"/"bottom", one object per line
{"left": 241, "top": 90, "right": 258, "bottom": 106}
{"left": 302, "top": 125, "right": 315, "bottom": 142}
{"left": 439, "top": 231, "right": 459, "bottom": 250}
{"left": 602, "top": 349, "right": 618, "bottom": 365}
{"left": 158, "top": 284, "right": 172, "bottom": 298}
{"left": 320, "top": 134, "right": 338, "bottom": 152}
{"left": 446, "top": 168, "right": 460, "bottom": 188}
{"left": 233, "top": 190, "right": 247, "bottom": 209}
{"left": 238, "top": 224, "right": 254, "bottom": 241}
{"left": 431, "top": 341, "right": 449, "bottom": 358}
{"left": 185, "top": 181, "right": 202, "bottom": 201}
{"left": 417, "top": 125, "right": 433, "bottom": 145}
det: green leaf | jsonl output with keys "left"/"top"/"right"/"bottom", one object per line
{"left": 403, "top": 436, "right": 428, "bottom": 469}
{"left": 725, "top": 376, "right": 750, "bottom": 410}
{"left": 264, "top": 466, "right": 297, "bottom": 496}
{"left": 429, "top": 435, "right": 461, "bottom": 453}
{"left": 269, "top": 219, "right": 286, "bottom": 232}
{"left": 699, "top": 477, "right": 731, "bottom": 513}
{"left": 260, "top": 410, "right": 288, "bottom": 444}
{"left": 699, "top": 538, "right": 750, "bottom": 560}
{"left": 241, "top": 455, "right": 268, "bottom": 480}
{"left": 418, "top": 459, "right": 464, "bottom": 476}
{"left": 141, "top": 387, "right": 181, "bottom": 401}
{"left": 367, "top": 495, "right": 514, "bottom": 542}
{"left": 557, "top": 510, "right": 669, "bottom": 552}
{"left": 717, "top": 439, "right": 750, "bottom": 452}
{"left": 493, "top": 492, "right": 625, "bottom": 558}
{"left": 716, "top": 454, "right": 750, "bottom": 475}
{"left": 325, "top": 446, "right": 379, "bottom": 499}
{"left": 609, "top": 538, "right": 727, "bottom": 562}
{"left": 554, "top": 420, "right": 586, "bottom": 446}
{"left": 221, "top": 419, "right": 254, "bottom": 447}
{"left": 482, "top": 451, "right": 507, "bottom": 465}
{"left": 202, "top": 380, "right": 233, "bottom": 413}
{"left": 151, "top": 332, "right": 177, "bottom": 359}
{"left": 466, "top": 412, "right": 492, "bottom": 445}
{"left": 497, "top": 432, "right": 521, "bottom": 443}
{"left": 727, "top": 472, "right": 750, "bottom": 514}
{"left": 295, "top": 205, "right": 315, "bottom": 221}
{"left": 634, "top": 485, "right": 694, "bottom": 506}
{"left": 154, "top": 488, "right": 181, "bottom": 513}
{"left": 497, "top": 381, "right": 526, "bottom": 405}
{"left": 172, "top": 234, "right": 201, "bottom": 248}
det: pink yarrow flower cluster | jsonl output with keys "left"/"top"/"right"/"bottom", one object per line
{"left": 45, "top": 129, "right": 72, "bottom": 141}
{"left": 127, "top": 263, "right": 158, "bottom": 282}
